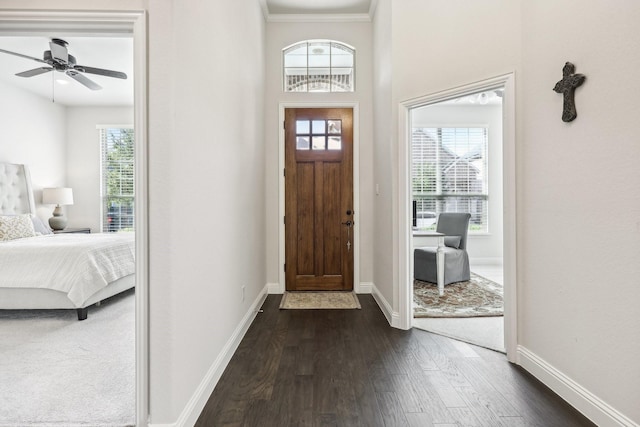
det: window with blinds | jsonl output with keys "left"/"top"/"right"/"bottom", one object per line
{"left": 412, "top": 127, "right": 488, "bottom": 232}
{"left": 100, "top": 127, "right": 134, "bottom": 232}
{"left": 283, "top": 40, "right": 355, "bottom": 92}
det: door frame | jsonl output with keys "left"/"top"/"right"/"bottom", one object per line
{"left": 0, "top": 10, "right": 149, "bottom": 424}
{"left": 278, "top": 102, "right": 360, "bottom": 294}
{"left": 398, "top": 73, "right": 518, "bottom": 362}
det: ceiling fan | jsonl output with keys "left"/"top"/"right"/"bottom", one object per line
{"left": 0, "top": 38, "right": 127, "bottom": 91}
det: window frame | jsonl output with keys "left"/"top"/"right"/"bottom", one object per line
{"left": 99, "top": 125, "right": 135, "bottom": 233}
{"left": 411, "top": 125, "right": 489, "bottom": 234}
{"left": 282, "top": 39, "right": 356, "bottom": 93}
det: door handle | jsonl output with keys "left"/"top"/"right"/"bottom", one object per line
{"left": 342, "top": 220, "right": 354, "bottom": 252}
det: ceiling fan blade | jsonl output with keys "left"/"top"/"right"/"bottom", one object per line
{"left": 49, "top": 39, "right": 68, "bottom": 64}
{"left": 66, "top": 70, "right": 102, "bottom": 90}
{"left": 16, "top": 67, "right": 53, "bottom": 77}
{"left": 0, "top": 47, "right": 47, "bottom": 63}
{"left": 75, "top": 65, "right": 127, "bottom": 80}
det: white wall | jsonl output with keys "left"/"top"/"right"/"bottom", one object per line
{"left": 519, "top": 1, "right": 640, "bottom": 423}
{"left": 264, "top": 21, "right": 374, "bottom": 289}
{"left": 371, "top": 0, "right": 395, "bottom": 312}
{"left": 411, "top": 104, "right": 503, "bottom": 262}
{"left": 376, "top": 0, "right": 639, "bottom": 424}
{"left": 147, "top": 0, "right": 267, "bottom": 423}
{"left": 66, "top": 107, "right": 134, "bottom": 232}
{"left": 0, "top": 79, "right": 67, "bottom": 221}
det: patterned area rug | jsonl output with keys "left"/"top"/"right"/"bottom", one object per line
{"left": 414, "top": 273, "right": 503, "bottom": 318}
{"left": 280, "top": 291, "right": 361, "bottom": 309}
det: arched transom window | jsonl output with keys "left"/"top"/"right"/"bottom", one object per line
{"left": 283, "top": 40, "right": 355, "bottom": 93}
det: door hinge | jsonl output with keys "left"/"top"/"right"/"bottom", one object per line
{"left": 283, "top": 168, "right": 286, "bottom": 177}
{"left": 283, "top": 121, "right": 286, "bottom": 129}
{"left": 284, "top": 263, "right": 286, "bottom": 272}
{"left": 283, "top": 215, "right": 286, "bottom": 224}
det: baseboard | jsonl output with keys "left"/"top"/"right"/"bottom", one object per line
{"left": 267, "top": 282, "right": 282, "bottom": 294}
{"left": 371, "top": 283, "right": 401, "bottom": 328}
{"left": 151, "top": 285, "right": 269, "bottom": 427}
{"left": 357, "top": 282, "right": 373, "bottom": 294}
{"left": 517, "top": 346, "right": 638, "bottom": 427}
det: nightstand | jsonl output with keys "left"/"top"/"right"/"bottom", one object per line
{"left": 53, "top": 227, "right": 91, "bottom": 234}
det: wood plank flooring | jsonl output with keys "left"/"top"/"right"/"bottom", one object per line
{"left": 195, "top": 295, "right": 595, "bottom": 427}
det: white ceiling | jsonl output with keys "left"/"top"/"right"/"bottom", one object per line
{"left": 265, "top": 0, "right": 373, "bottom": 16}
{"left": 0, "top": 36, "right": 133, "bottom": 107}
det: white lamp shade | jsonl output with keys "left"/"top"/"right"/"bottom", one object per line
{"left": 43, "top": 187, "right": 74, "bottom": 205}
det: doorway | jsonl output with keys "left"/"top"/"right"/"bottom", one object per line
{"left": 0, "top": 10, "right": 148, "bottom": 425}
{"left": 409, "top": 89, "right": 505, "bottom": 351}
{"left": 284, "top": 108, "right": 354, "bottom": 291}
{"left": 399, "top": 74, "right": 518, "bottom": 360}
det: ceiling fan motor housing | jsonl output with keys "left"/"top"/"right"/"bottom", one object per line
{"left": 44, "top": 50, "right": 77, "bottom": 70}
{"left": 51, "top": 38, "right": 68, "bottom": 47}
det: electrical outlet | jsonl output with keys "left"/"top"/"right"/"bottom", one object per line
{"left": 241, "top": 285, "right": 245, "bottom": 302}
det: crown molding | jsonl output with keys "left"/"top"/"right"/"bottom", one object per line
{"left": 266, "top": 13, "right": 371, "bottom": 23}
{"left": 368, "top": 0, "right": 379, "bottom": 19}
{"left": 258, "top": 0, "right": 269, "bottom": 20}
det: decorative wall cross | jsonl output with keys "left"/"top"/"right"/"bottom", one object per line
{"left": 553, "top": 62, "right": 586, "bottom": 122}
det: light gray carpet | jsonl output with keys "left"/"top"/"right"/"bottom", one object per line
{"left": 413, "top": 316, "right": 505, "bottom": 352}
{"left": 0, "top": 290, "right": 135, "bottom": 427}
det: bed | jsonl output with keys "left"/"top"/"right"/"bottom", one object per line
{"left": 0, "top": 162, "right": 135, "bottom": 320}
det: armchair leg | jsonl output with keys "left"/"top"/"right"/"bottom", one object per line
{"left": 437, "top": 244, "right": 445, "bottom": 296}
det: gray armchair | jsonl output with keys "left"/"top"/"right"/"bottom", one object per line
{"left": 414, "top": 212, "right": 471, "bottom": 285}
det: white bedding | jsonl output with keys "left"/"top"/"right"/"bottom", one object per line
{"left": 0, "top": 233, "right": 135, "bottom": 307}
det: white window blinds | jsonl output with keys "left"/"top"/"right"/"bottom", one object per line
{"left": 100, "top": 127, "right": 134, "bottom": 232}
{"left": 412, "top": 127, "right": 489, "bottom": 232}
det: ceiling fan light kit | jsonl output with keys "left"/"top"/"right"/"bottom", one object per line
{"left": 0, "top": 38, "right": 127, "bottom": 91}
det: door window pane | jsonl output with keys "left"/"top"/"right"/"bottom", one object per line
{"left": 312, "top": 136, "right": 326, "bottom": 150}
{"left": 297, "top": 136, "right": 310, "bottom": 150}
{"left": 328, "top": 120, "right": 341, "bottom": 134}
{"left": 296, "top": 120, "right": 310, "bottom": 134}
{"left": 312, "top": 120, "right": 326, "bottom": 134}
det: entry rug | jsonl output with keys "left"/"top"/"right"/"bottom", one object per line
{"left": 280, "top": 291, "right": 361, "bottom": 309}
{"left": 414, "top": 273, "right": 503, "bottom": 318}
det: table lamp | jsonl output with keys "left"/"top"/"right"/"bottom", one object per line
{"left": 43, "top": 187, "right": 74, "bottom": 230}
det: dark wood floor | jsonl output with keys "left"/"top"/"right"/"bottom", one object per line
{"left": 196, "top": 295, "right": 595, "bottom": 427}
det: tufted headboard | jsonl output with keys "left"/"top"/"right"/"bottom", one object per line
{"left": 0, "top": 163, "right": 36, "bottom": 216}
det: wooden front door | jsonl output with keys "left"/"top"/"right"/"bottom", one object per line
{"left": 285, "top": 108, "right": 354, "bottom": 291}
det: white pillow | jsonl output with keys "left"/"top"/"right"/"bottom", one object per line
{"left": 31, "top": 215, "right": 53, "bottom": 235}
{"left": 0, "top": 214, "right": 37, "bottom": 241}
